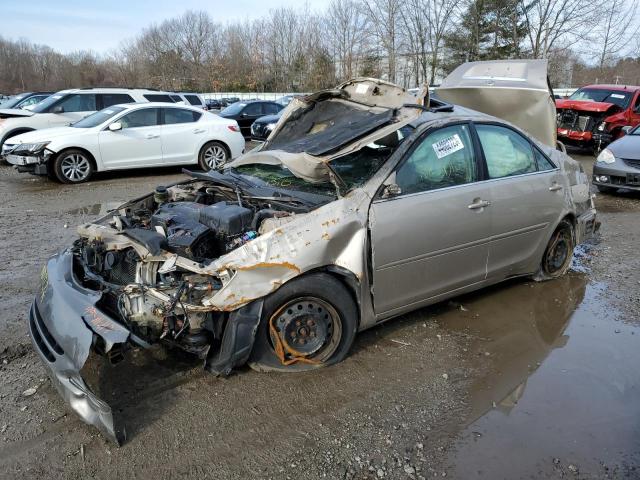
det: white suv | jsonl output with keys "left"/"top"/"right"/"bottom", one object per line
{"left": 0, "top": 88, "right": 176, "bottom": 151}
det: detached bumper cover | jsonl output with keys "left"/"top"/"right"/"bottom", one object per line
{"left": 28, "top": 250, "right": 129, "bottom": 444}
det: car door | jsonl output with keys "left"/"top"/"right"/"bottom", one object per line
{"left": 47, "top": 93, "right": 97, "bottom": 126}
{"left": 369, "top": 123, "right": 492, "bottom": 316}
{"left": 97, "top": 107, "right": 162, "bottom": 169}
{"left": 159, "top": 107, "right": 204, "bottom": 165}
{"left": 474, "top": 123, "right": 566, "bottom": 279}
{"left": 237, "top": 103, "right": 263, "bottom": 136}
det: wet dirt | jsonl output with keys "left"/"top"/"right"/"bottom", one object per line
{"left": 0, "top": 151, "right": 638, "bottom": 479}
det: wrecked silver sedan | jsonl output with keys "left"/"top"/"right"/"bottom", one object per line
{"left": 29, "top": 71, "right": 597, "bottom": 443}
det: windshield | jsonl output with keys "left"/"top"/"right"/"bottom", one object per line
{"left": 0, "top": 95, "right": 27, "bottom": 109}
{"left": 569, "top": 88, "right": 632, "bottom": 108}
{"left": 629, "top": 125, "right": 640, "bottom": 135}
{"left": 231, "top": 164, "right": 336, "bottom": 196}
{"left": 232, "top": 126, "right": 413, "bottom": 194}
{"left": 220, "top": 102, "right": 246, "bottom": 115}
{"left": 31, "top": 93, "right": 65, "bottom": 113}
{"left": 71, "top": 106, "right": 126, "bottom": 128}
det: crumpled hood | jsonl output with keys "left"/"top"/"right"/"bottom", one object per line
{"left": 0, "top": 107, "right": 34, "bottom": 118}
{"left": 555, "top": 99, "right": 619, "bottom": 113}
{"left": 228, "top": 78, "right": 427, "bottom": 183}
{"left": 7, "top": 127, "right": 80, "bottom": 144}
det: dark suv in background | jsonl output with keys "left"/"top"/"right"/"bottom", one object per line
{"left": 218, "top": 100, "right": 283, "bottom": 137}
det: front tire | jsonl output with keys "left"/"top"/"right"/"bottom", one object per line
{"left": 198, "top": 141, "right": 229, "bottom": 171}
{"left": 249, "top": 273, "right": 358, "bottom": 372}
{"left": 52, "top": 149, "right": 94, "bottom": 183}
{"left": 533, "top": 220, "right": 575, "bottom": 282}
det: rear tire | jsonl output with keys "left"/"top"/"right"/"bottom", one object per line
{"left": 53, "top": 149, "right": 94, "bottom": 183}
{"left": 533, "top": 219, "right": 575, "bottom": 282}
{"left": 198, "top": 141, "right": 229, "bottom": 171}
{"left": 596, "top": 185, "right": 616, "bottom": 194}
{"left": 249, "top": 273, "right": 358, "bottom": 372}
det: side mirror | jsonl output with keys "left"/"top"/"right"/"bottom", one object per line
{"left": 51, "top": 105, "right": 64, "bottom": 114}
{"left": 109, "top": 122, "right": 123, "bottom": 132}
{"left": 381, "top": 183, "right": 402, "bottom": 199}
{"left": 621, "top": 126, "right": 632, "bottom": 134}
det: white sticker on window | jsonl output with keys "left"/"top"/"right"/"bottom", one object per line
{"left": 355, "top": 84, "right": 369, "bottom": 95}
{"left": 610, "top": 94, "right": 625, "bottom": 99}
{"left": 432, "top": 134, "right": 465, "bottom": 159}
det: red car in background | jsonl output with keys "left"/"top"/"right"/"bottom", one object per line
{"left": 556, "top": 84, "right": 640, "bottom": 151}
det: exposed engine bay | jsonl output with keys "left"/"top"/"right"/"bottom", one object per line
{"left": 72, "top": 178, "right": 302, "bottom": 357}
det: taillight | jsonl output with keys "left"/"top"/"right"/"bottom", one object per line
{"left": 228, "top": 125, "right": 240, "bottom": 132}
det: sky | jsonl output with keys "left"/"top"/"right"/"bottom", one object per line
{"left": 1, "top": 0, "right": 330, "bottom": 53}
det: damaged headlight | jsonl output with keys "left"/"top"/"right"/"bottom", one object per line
{"left": 16, "top": 141, "right": 50, "bottom": 154}
{"left": 597, "top": 122, "right": 607, "bottom": 132}
{"left": 596, "top": 148, "right": 615, "bottom": 164}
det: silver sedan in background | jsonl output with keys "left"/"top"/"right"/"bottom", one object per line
{"left": 593, "top": 125, "right": 640, "bottom": 193}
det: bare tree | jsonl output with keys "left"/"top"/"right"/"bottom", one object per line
{"left": 519, "top": 0, "right": 597, "bottom": 59}
{"left": 362, "top": 0, "right": 403, "bottom": 82}
{"left": 326, "top": 0, "right": 370, "bottom": 80}
{"left": 593, "top": 0, "right": 639, "bottom": 70}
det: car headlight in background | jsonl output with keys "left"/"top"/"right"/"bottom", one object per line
{"left": 266, "top": 123, "right": 276, "bottom": 131}
{"left": 596, "top": 148, "right": 615, "bottom": 164}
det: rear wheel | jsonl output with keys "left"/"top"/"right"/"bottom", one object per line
{"left": 533, "top": 220, "right": 575, "bottom": 281}
{"left": 198, "top": 141, "right": 229, "bottom": 170}
{"left": 249, "top": 273, "right": 358, "bottom": 372}
{"left": 53, "top": 149, "right": 94, "bottom": 183}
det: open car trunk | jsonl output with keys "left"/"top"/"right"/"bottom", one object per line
{"left": 436, "top": 59, "right": 557, "bottom": 147}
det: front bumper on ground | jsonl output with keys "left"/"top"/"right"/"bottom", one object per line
{"left": 28, "top": 251, "right": 130, "bottom": 444}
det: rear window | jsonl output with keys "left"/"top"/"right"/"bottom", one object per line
{"left": 163, "top": 108, "right": 201, "bottom": 124}
{"left": 184, "top": 95, "right": 202, "bottom": 106}
{"left": 144, "top": 94, "right": 175, "bottom": 103}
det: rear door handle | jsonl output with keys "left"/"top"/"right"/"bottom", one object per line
{"left": 193, "top": 128, "right": 206, "bottom": 134}
{"left": 145, "top": 134, "right": 159, "bottom": 139}
{"left": 549, "top": 184, "right": 563, "bottom": 191}
{"left": 468, "top": 199, "right": 491, "bottom": 210}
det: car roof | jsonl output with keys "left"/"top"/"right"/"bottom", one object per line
{"left": 53, "top": 88, "right": 176, "bottom": 95}
{"left": 580, "top": 84, "right": 640, "bottom": 92}
{"left": 117, "top": 102, "right": 207, "bottom": 112}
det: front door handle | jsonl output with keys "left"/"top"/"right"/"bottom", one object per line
{"left": 549, "top": 183, "right": 563, "bottom": 192}
{"left": 193, "top": 128, "right": 206, "bottom": 134}
{"left": 468, "top": 199, "right": 491, "bottom": 210}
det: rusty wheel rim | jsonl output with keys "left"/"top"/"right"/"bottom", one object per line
{"left": 544, "top": 227, "right": 572, "bottom": 275}
{"left": 269, "top": 297, "right": 342, "bottom": 365}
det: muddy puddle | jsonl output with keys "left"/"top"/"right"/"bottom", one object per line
{"left": 437, "top": 275, "right": 640, "bottom": 478}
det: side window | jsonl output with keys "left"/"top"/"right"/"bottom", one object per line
{"left": 263, "top": 103, "right": 281, "bottom": 115}
{"left": 634, "top": 93, "right": 640, "bottom": 111}
{"left": 163, "top": 108, "right": 201, "bottom": 125}
{"left": 396, "top": 124, "right": 477, "bottom": 195}
{"left": 170, "top": 95, "right": 183, "bottom": 103}
{"left": 143, "top": 94, "right": 174, "bottom": 103}
{"left": 184, "top": 95, "right": 202, "bottom": 106}
{"left": 19, "top": 96, "right": 43, "bottom": 108}
{"left": 119, "top": 108, "right": 160, "bottom": 128}
{"left": 534, "top": 148, "right": 556, "bottom": 171}
{"left": 55, "top": 93, "right": 97, "bottom": 112}
{"left": 100, "top": 93, "right": 134, "bottom": 108}
{"left": 476, "top": 124, "right": 537, "bottom": 179}
{"left": 243, "top": 103, "right": 262, "bottom": 116}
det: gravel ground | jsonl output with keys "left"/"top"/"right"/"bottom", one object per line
{"left": 0, "top": 151, "right": 638, "bottom": 479}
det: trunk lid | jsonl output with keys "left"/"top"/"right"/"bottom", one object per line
{"left": 436, "top": 59, "right": 557, "bottom": 147}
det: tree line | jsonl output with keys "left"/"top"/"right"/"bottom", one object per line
{"left": 1, "top": 0, "right": 639, "bottom": 95}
